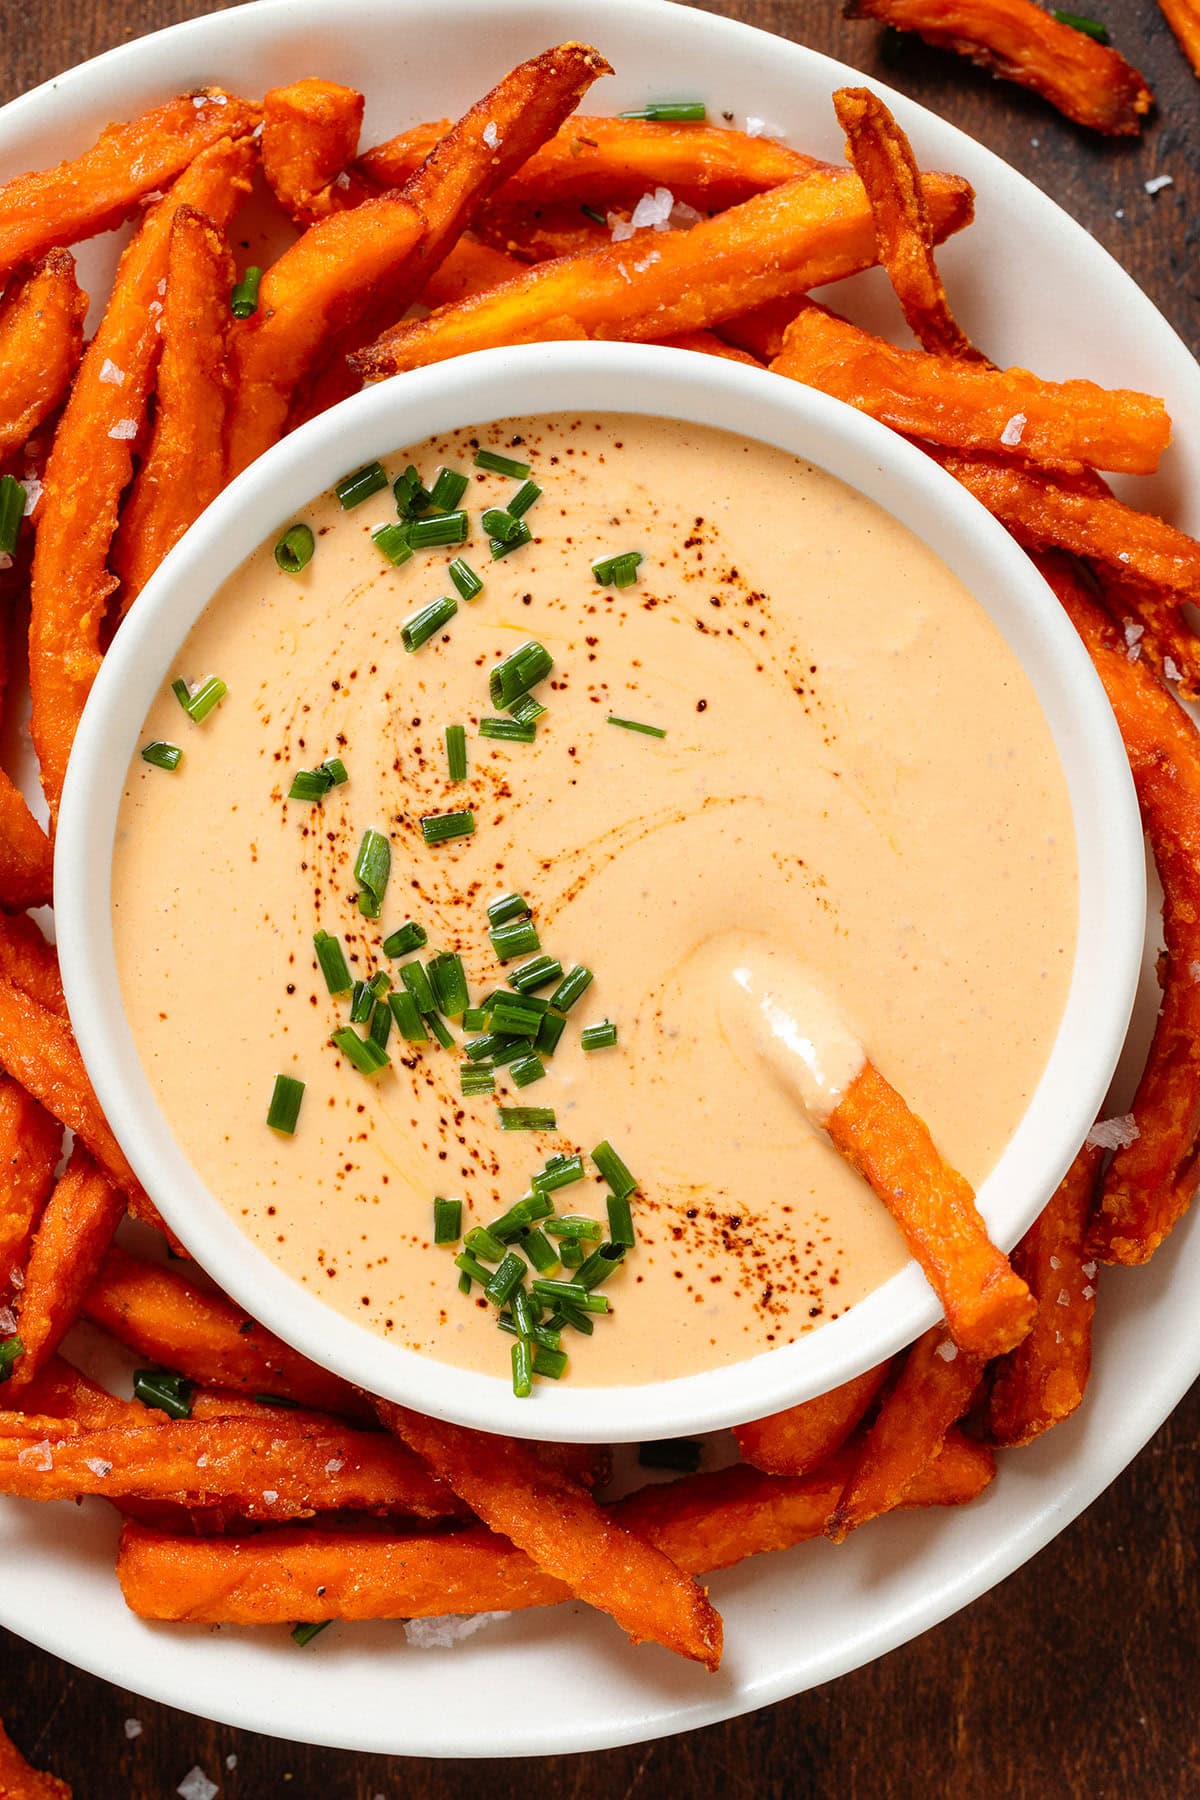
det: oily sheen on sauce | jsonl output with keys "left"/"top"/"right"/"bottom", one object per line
{"left": 111, "top": 413, "right": 1077, "bottom": 1387}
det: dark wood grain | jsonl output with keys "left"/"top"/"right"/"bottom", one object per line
{"left": 2, "top": 2, "right": 1199, "bottom": 1793}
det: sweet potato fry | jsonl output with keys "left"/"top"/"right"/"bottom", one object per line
{"left": 470, "top": 198, "right": 611, "bottom": 263}
{"left": 83, "top": 1246, "right": 369, "bottom": 1420}
{"left": 8, "top": 1148, "right": 123, "bottom": 1390}
{"left": 827, "top": 1326, "right": 984, "bottom": 1540}
{"left": 833, "top": 87, "right": 976, "bottom": 358}
{"left": 660, "top": 329, "right": 762, "bottom": 366}
{"left": 418, "top": 234, "right": 524, "bottom": 307}
{"left": 0, "top": 915, "right": 65, "bottom": 1018}
{"left": 378, "top": 1400, "right": 723, "bottom": 1667}
{"left": 986, "top": 1141, "right": 1101, "bottom": 1445}
{"left": 227, "top": 43, "right": 611, "bottom": 474}
{"left": 733, "top": 1359, "right": 891, "bottom": 1476}
{"left": 0, "top": 89, "right": 259, "bottom": 278}
{"left": 717, "top": 297, "right": 804, "bottom": 361}
{"left": 0, "top": 254, "right": 87, "bottom": 461}
{"left": 773, "top": 303, "right": 1171, "bottom": 475}
{"left": 110, "top": 206, "right": 236, "bottom": 615}
{"left": 845, "top": 0, "right": 1153, "bottom": 136}
{"left": 16, "top": 1356, "right": 144, "bottom": 1430}
{"left": 1158, "top": 0, "right": 1200, "bottom": 77}
{"left": 115, "top": 1429, "right": 994, "bottom": 1626}
{"left": 0, "top": 1076, "right": 60, "bottom": 1298}
{"left": 354, "top": 166, "right": 974, "bottom": 379}
{"left": 28, "top": 133, "right": 257, "bottom": 820}
{"left": 0, "top": 1717, "right": 70, "bottom": 1799}
{"left": 826, "top": 1060, "right": 1035, "bottom": 1355}
{"left": 262, "top": 79, "right": 369, "bottom": 223}
{"left": 0, "top": 779, "right": 53, "bottom": 909}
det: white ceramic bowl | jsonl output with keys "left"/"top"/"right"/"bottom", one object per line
{"left": 55, "top": 341, "right": 1145, "bottom": 1442}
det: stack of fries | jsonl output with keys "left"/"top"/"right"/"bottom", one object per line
{"left": 1, "top": 36, "right": 1199, "bottom": 1712}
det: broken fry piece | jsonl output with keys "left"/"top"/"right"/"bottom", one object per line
{"left": 0, "top": 1717, "right": 70, "bottom": 1799}
{"left": 8, "top": 1148, "right": 124, "bottom": 1390}
{"left": 845, "top": 0, "right": 1153, "bottom": 136}
{"left": 262, "top": 78, "right": 369, "bottom": 222}
{"left": 0, "top": 253, "right": 88, "bottom": 461}
{"left": 733, "top": 1360, "right": 891, "bottom": 1476}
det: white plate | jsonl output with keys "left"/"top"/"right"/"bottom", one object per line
{"left": 2, "top": 0, "right": 1197, "bottom": 1758}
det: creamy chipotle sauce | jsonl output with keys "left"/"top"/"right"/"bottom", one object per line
{"left": 112, "top": 413, "right": 1077, "bottom": 1387}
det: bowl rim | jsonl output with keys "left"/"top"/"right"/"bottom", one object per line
{"left": 55, "top": 340, "right": 1146, "bottom": 1442}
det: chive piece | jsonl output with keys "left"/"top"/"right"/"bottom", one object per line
{"left": 508, "top": 692, "right": 547, "bottom": 726}
{"left": 335, "top": 461, "right": 388, "bottom": 508}
{"left": 400, "top": 960, "right": 437, "bottom": 1015}
{"left": 288, "top": 769, "right": 330, "bottom": 802}
{"left": 354, "top": 828, "right": 391, "bottom": 919}
{"left": 592, "top": 550, "right": 643, "bottom": 588}
{"left": 618, "top": 100, "right": 707, "bottom": 121}
{"left": 291, "top": 1621, "right": 330, "bottom": 1647}
{"left": 490, "top": 520, "right": 532, "bottom": 560}
{"left": 388, "top": 989, "right": 428, "bottom": 1042}
{"left": 520, "top": 1228, "right": 558, "bottom": 1274}
{"left": 488, "top": 995, "right": 542, "bottom": 1038}
{"left": 509, "top": 1053, "right": 545, "bottom": 1088}
{"left": 462, "top": 1007, "right": 488, "bottom": 1031}
{"left": 171, "top": 677, "right": 191, "bottom": 711}
{"left": 511, "top": 1287, "right": 538, "bottom": 1339}
{"left": 487, "top": 1196, "right": 545, "bottom": 1241}
{"left": 330, "top": 1026, "right": 390, "bottom": 1074}
{"left": 512, "top": 1337, "right": 533, "bottom": 1398}
{"left": 530, "top": 1278, "right": 591, "bottom": 1305}
{"left": 140, "top": 741, "right": 182, "bottom": 771}
{"left": 592, "top": 1139, "right": 638, "bottom": 1200}
{"left": 323, "top": 758, "right": 348, "bottom": 787}
{"left": 349, "top": 978, "right": 370, "bottom": 1019}
{"left": 383, "top": 921, "right": 427, "bottom": 957}
{"left": 474, "top": 449, "right": 531, "bottom": 479}
{"left": 408, "top": 510, "right": 469, "bottom": 549}
{"left": 481, "top": 506, "right": 524, "bottom": 546}
{"left": 427, "top": 1011, "right": 456, "bottom": 1050}
{"left": 498, "top": 1106, "right": 556, "bottom": 1131}
{"left": 458, "top": 1270, "right": 472, "bottom": 1295}
{"left": 487, "top": 892, "right": 528, "bottom": 926}
{"left": 133, "top": 1369, "right": 194, "bottom": 1419}
{"left": 510, "top": 955, "right": 562, "bottom": 994}
{"left": 549, "top": 965, "right": 593, "bottom": 1012}
{"left": 607, "top": 715, "right": 666, "bottom": 739}
{"left": 545, "top": 1214, "right": 602, "bottom": 1240}
{"left": 0, "top": 1335, "right": 23, "bottom": 1382}
{"left": 485, "top": 1253, "right": 526, "bottom": 1305}
{"left": 266, "top": 1073, "right": 305, "bottom": 1135}
{"left": 444, "top": 723, "right": 468, "bottom": 782}
{"left": 490, "top": 918, "right": 540, "bottom": 961}
{"left": 427, "top": 951, "right": 469, "bottom": 1018}
{"left": 372, "top": 522, "right": 414, "bottom": 567}
{"left": 461, "top": 1064, "right": 495, "bottom": 1096}
{"left": 607, "top": 1193, "right": 635, "bottom": 1246}
{"left": 174, "top": 676, "right": 227, "bottom": 723}
{"left": 394, "top": 464, "right": 433, "bottom": 518}
{"left": 0, "top": 475, "right": 26, "bottom": 558}
{"left": 465, "top": 1225, "right": 508, "bottom": 1264}
{"left": 533, "top": 1154, "right": 585, "bottom": 1193}
{"left": 367, "top": 970, "right": 392, "bottom": 999}
{"left": 638, "top": 1438, "right": 703, "bottom": 1473}
{"left": 576, "top": 1243, "right": 626, "bottom": 1290}
{"left": 464, "top": 1031, "right": 510, "bottom": 1063}
{"left": 274, "top": 522, "right": 314, "bottom": 573}
{"left": 490, "top": 1036, "right": 531, "bottom": 1067}
{"left": 455, "top": 1250, "right": 492, "bottom": 1288}
{"left": 448, "top": 557, "right": 483, "bottom": 601}
{"left": 580, "top": 202, "right": 607, "bottom": 225}
{"left": 401, "top": 594, "right": 457, "bottom": 653}
{"left": 421, "top": 809, "right": 475, "bottom": 844}
{"left": 487, "top": 985, "right": 550, "bottom": 1014}
{"left": 479, "top": 717, "right": 537, "bottom": 744}
{"left": 369, "top": 999, "right": 392, "bottom": 1050}
{"left": 230, "top": 264, "right": 262, "bottom": 318}
{"left": 535, "top": 1011, "right": 567, "bottom": 1057}
{"left": 433, "top": 1196, "right": 462, "bottom": 1244}
{"left": 430, "top": 466, "right": 469, "bottom": 512}
{"left": 560, "top": 1238, "right": 585, "bottom": 1269}
{"left": 253, "top": 1393, "right": 303, "bottom": 1410}
{"left": 532, "top": 1346, "right": 568, "bottom": 1380}
{"left": 582, "top": 1019, "right": 619, "bottom": 1051}
{"left": 1051, "top": 8, "right": 1110, "bottom": 40}
{"left": 507, "top": 481, "right": 541, "bottom": 519}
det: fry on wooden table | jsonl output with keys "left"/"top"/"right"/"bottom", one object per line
{"left": 1157, "top": 0, "right": 1200, "bottom": 79}
{"left": 0, "top": 253, "right": 88, "bottom": 460}
{"left": 0, "top": 1715, "right": 70, "bottom": 1799}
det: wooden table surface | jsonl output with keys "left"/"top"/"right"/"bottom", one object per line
{"left": 4, "top": 1, "right": 1199, "bottom": 1793}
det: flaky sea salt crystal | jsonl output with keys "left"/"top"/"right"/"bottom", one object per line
{"left": 1082, "top": 1261, "right": 1097, "bottom": 1279}
{"left": 108, "top": 419, "right": 138, "bottom": 441}
{"left": 262, "top": 1489, "right": 279, "bottom": 1505}
{"left": 225, "top": 1755, "right": 237, "bottom": 1772}
{"left": 85, "top": 1458, "right": 113, "bottom": 1478}
{"left": 124, "top": 1719, "right": 143, "bottom": 1740}
{"left": 1000, "top": 413, "right": 1026, "bottom": 447}
{"left": 1123, "top": 619, "right": 1144, "bottom": 647}
{"left": 99, "top": 359, "right": 125, "bottom": 386}
{"left": 1145, "top": 174, "right": 1173, "bottom": 195}
{"left": 745, "top": 115, "right": 785, "bottom": 138}
{"left": 325, "top": 1457, "right": 344, "bottom": 1474}
{"left": 1083, "top": 1284, "right": 1096, "bottom": 1300}
{"left": 482, "top": 120, "right": 501, "bottom": 150}
{"left": 403, "top": 1610, "right": 510, "bottom": 1649}
{"left": 1165, "top": 657, "right": 1182, "bottom": 682}
{"left": 632, "top": 251, "right": 661, "bottom": 272}
{"left": 1057, "top": 1288, "right": 1070, "bottom": 1306}
{"left": 610, "top": 187, "right": 675, "bottom": 241}
{"left": 196, "top": 1453, "right": 208, "bottom": 1468}
{"left": 1086, "top": 1114, "right": 1139, "bottom": 1151}
{"left": 1048, "top": 1255, "right": 1061, "bottom": 1271}
{"left": 176, "top": 1769, "right": 218, "bottom": 1800}
{"left": 21, "top": 477, "right": 41, "bottom": 513}
{"left": 935, "top": 1340, "right": 958, "bottom": 1362}
{"left": 18, "top": 1441, "right": 52, "bottom": 1471}
{"left": 0, "top": 1305, "right": 15, "bottom": 1334}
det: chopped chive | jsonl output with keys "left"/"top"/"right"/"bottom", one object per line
{"left": 455, "top": 1250, "right": 493, "bottom": 1288}
{"left": 400, "top": 960, "right": 436, "bottom": 1015}
{"left": 532, "top": 1346, "right": 568, "bottom": 1380}
{"left": 253, "top": 1393, "right": 303, "bottom": 1410}
{"left": 421, "top": 809, "right": 475, "bottom": 844}
{"left": 507, "top": 481, "right": 542, "bottom": 519}
{"left": 582, "top": 1018, "right": 618, "bottom": 1050}
{"left": 576, "top": 1243, "right": 626, "bottom": 1290}
{"left": 230, "top": 264, "right": 262, "bottom": 318}
{"left": 479, "top": 716, "right": 537, "bottom": 743}
{"left": 0, "top": 475, "right": 26, "bottom": 557}
{"left": 408, "top": 510, "right": 469, "bottom": 548}
{"left": 619, "top": 100, "right": 707, "bottom": 121}
{"left": 607, "top": 1193, "right": 635, "bottom": 1246}
{"left": 140, "top": 741, "right": 182, "bottom": 771}
{"left": 291, "top": 1620, "right": 330, "bottom": 1647}
{"left": 530, "top": 1278, "right": 592, "bottom": 1305}
{"left": 335, "top": 461, "right": 388, "bottom": 508}
{"left": 509, "top": 955, "right": 562, "bottom": 994}
{"left": 429, "top": 466, "right": 469, "bottom": 512}
{"left": 433, "top": 1197, "right": 462, "bottom": 1244}
{"left": 508, "top": 692, "right": 547, "bottom": 726}
{"left": 266, "top": 1073, "right": 305, "bottom": 1135}
{"left": 498, "top": 1106, "right": 556, "bottom": 1131}
{"left": 638, "top": 1438, "right": 702, "bottom": 1473}
{"left": 388, "top": 988, "right": 429, "bottom": 1042}
{"left": 551, "top": 1301, "right": 595, "bottom": 1336}
{"left": 448, "top": 557, "right": 483, "bottom": 601}
{"left": 367, "top": 970, "right": 392, "bottom": 999}
{"left": 511, "top": 1336, "right": 533, "bottom": 1397}
{"left": 394, "top": 464, "right": 433, "bottom": 518}
{"left": 545, "top": 1214, "right": 602, "bottom": 1240}
{"left": 489, "top": 520, "right": 532, "bottom": 560}
{"left": 353, "top": 828, "right": 391, "bottom": 919}
{"left": 580, "top": 202, "right": 607, "bottom": 226}
{"left": 466, "top": 1225, "right": 508, "bottom": 1264}
{"left": 171, "top": 677, "right": 191, "bottom": 710}
{"left": 445, "top": 723, "right": 467, "bottom": 781}
{"left": 401, "top": 593, "right": 457, "bottom": 652}
{"left": 372, "top": 521, "right": 413, "bottom": 567}
{"left": 520, "top": 1228, "right": 558, "bottom": 1274}
{"left": 592, "top": 1139, "right": 638, "bottom": 1200}
{"left": 330, "top": 1026, "right": 390, "bottom": 1074}
{"left": 487, "top": 994, "right": 543, "bottom": 1038}
{"left": 474, "top": 449, "right": 531, "bottom": 479}
{"left": 533, "top": 1154, "right": 585, "bottom": 1193}
{"left": 383, "top": 921, "right": 427, "bottom": 957}
{"left": 288, "top": 768, "right": 333, "bottom": 801}
{"left": 464, "top": 1030, "right": 511, "bottom": 1062}
{"left": 1051, "top": 8, "right": 1110, "bottom": 39}
{"left": 462, "top": 1007, "right": 489, "bottom": 1031}
{"left": 173, "top": 675, "right": 226, "bottom": 723}
{"left": 480, "top": 506, "right": 524, "bottom": 545}
{"left": 0, "top": 1335, "right": 23, "bottom": 1382}
{"left": 427, "top": 1011, "right": 456, "bottom": 1049}
{"left": 508, "top": 1053, "right": 545, "bottom": 1088}
{"left": 274, "top": 522, "right": 314, "bottom": 573}
{"left": 133, "top": 1369, "right": 194, "bottom": 1419}
{"left": 490, "top": 918, "right": 540, "bottom": 961}
{"left": 560, "top": 1237, "right": 585, "bottom": 1269}
{"left": 535, "top": 1010, "right": 567, "bottom": 1057}
{"left": 549, "top": 965, "right": 593, "bottom": 1012}
{"left": 349, "top": 985, "right": 375, "bottom": 1024}
{"left": 511, "top": 1287, "right": 539, "bottom": 1338}
{"left": 322, "top": 758, "right": 348, "bottom": 787}
{"left": 485, "top": 1253, "right": 526, "bottom": 1306}
{"left": 461, "top": 1064, "right": 495, "bottom": 1096}
{"left": 592, "top": 550, "right": 643, "bottom": 588}
{"left": 488, "top": 1195, "right": 548, "bottom": 1241}
{"left": 369, "top": 999, "right": 392, "bottom": 1050}
{"left": 487, "top": 892, "right": 528, "bottom": 926}
{"left": 427, "top": 951, "right": 469, "bottom": 1018}
{"left": 607, "top": 715, "right": 666, "bottom": 739}
{"left": 490, "top": 1036, "right": 533, "bottom": 1067}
